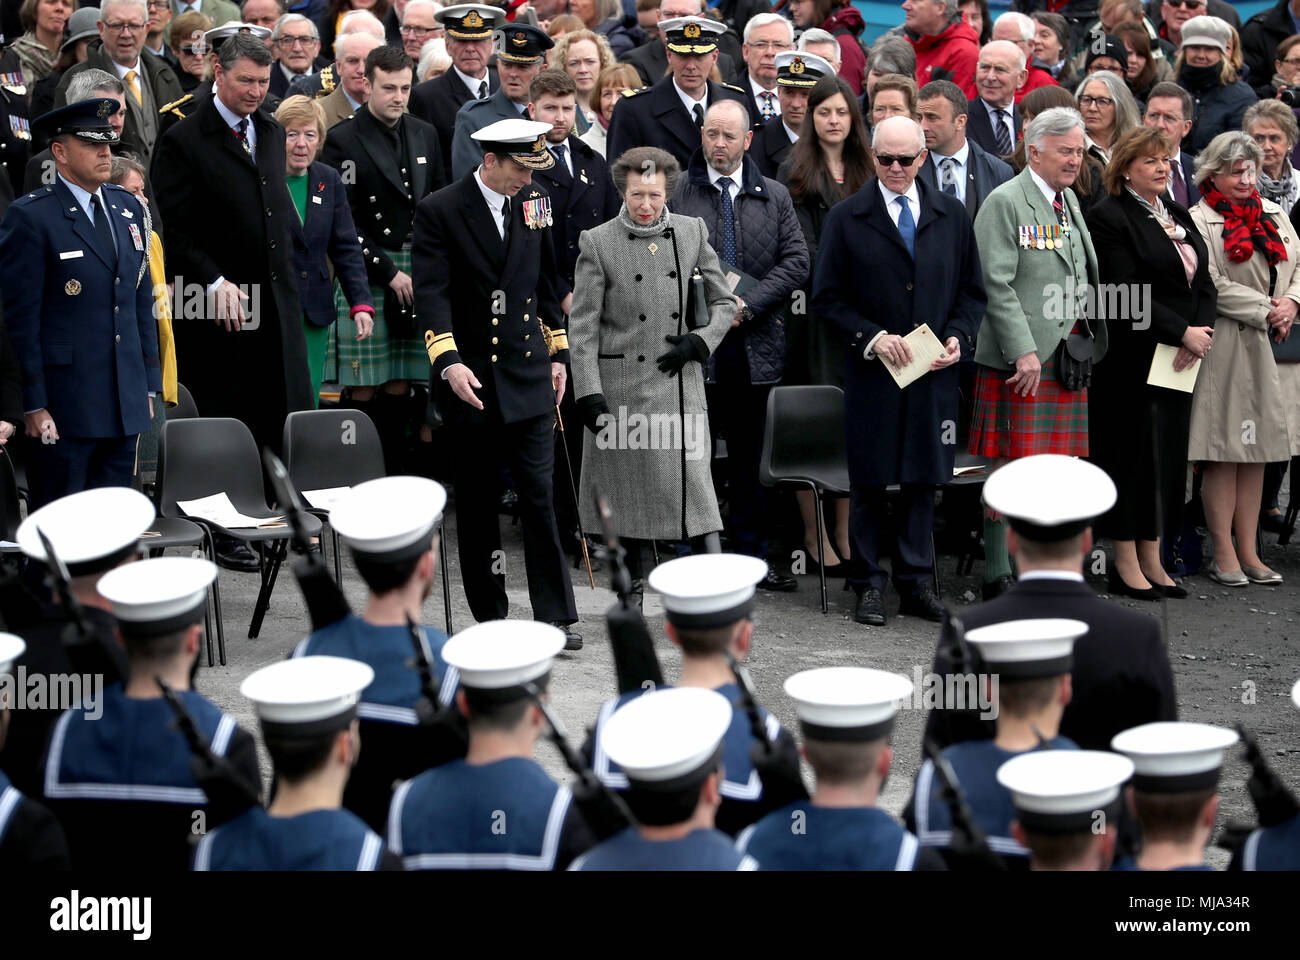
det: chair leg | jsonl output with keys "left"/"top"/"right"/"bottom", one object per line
{"left": 331, "top": 525, "right": 343, "bottom": 585}
{"left": 207, "top": 531, "right": 227, "bottom": 667}
{"left": 440, "top": 519, "right": 452, "bottom": 635}
{"left": 203, "top": 597, "right": 214, "bottom": 668}
{"left": 931, "top": 530, "right": 940, "bottom": 597}
{"left": 810, "top": 482, "right": 828, "bottom": 615}
{"left": 248, "top": 539, "right": 288, "bottom": 639}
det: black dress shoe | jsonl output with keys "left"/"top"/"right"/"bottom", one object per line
{"left": 803, "top": 554, "right": 845, "bottom": 577}
{"left": 214, "top": 537, "right": 260, "bottom": 572}
{"left": 550, "top": 622, "right": 582, "bottom": 651}
{"left": 1260, "top": 511, "right": 1288, "bottom": 535}
{"left": 1107, "top": 569, "right": 1161, "bottom": 601}
{"left": 757, "top": 567, "right": 797, "bottom": 592}
{"left": 1152, "top": 580, "right": 1188, "bottom": 599}
{"left": 981, "top": 574, "right": 1014, "bottom": 601}
{"left": 899, "top": 585, "right": 947, "bottom": 622}
{"left": 853, "top": 587, "right": 887, "bottom": 626}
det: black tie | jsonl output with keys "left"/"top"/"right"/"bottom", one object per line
{"left": 552, "top": 142, "right": 569, "bottom": 181}
{"left": 501, "top": 196, "right": 511, "bottom": 245}
{"left": 477, "top": 80, "right": 488, "bottom": 100}
{"left": 692, "top": 103, "right": 704, "bottom": 128}
{"left": 92, "top": 195, "right": 115, "bottom": 258}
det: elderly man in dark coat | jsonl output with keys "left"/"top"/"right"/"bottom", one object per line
{"left": 813, "top": 115, "right": 985, "bottom": 627}
{"left": 672, "top": 98, "right": 809, "bottom": 591}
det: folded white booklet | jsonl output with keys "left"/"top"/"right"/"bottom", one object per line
{"left": 883, "top": 323, "right": 949, "bottom": 389}
{"left": 177, "top": 492, "right": 285, "bottom": 529}
{"left": 302, "top": 486, "right": 352, "bottom": 512}
{"left": 1146, "top": 343, "right": 1200, "bottom": 393}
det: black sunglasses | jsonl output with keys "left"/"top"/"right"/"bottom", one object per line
{"left": 875, "top": 153, "right": 921, "bottom": 168}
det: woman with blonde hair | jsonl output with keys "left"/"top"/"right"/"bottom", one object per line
{"left": 579, "top": 62, "right": 640, "bottom": 157}
{"left": 549, "top": 28, "right": 614, "bottom": 133}
{"left": 9, "top": 0, "right": 71, "bottom": 89}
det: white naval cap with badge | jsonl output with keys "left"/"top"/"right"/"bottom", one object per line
{"left": 473, "top": 118, "right": 557, "bottom": 230}
{"left": 440, "top": 619, "right": 564, "bottom": 698}
{"left": 784, "top": 667, "right": 914, "bottom": 742}
{"left": 205, "top": 21, "right": 273, "bottom": 45}
{"left": 774, "top": 51, "right": 835, "bottom": 88}
{"left": 327, "top": 475, "right": 446, "bottom": 562}
{"left": 602, "top": 687, "right": 733, "bottom": 785}
{"left": 981, "top": 454, "right": 1116, "bottom": 541}
{"left": 997, "top": 750, "right": 1135, "bottom": 833}
{"left": 241, "top": 656, "right": 375, "bottom": 738}
{"left": 1111, "top": 721, "right": 1240, "bottom": 793}
{"left": 647, "top": 553, "right": 767, "bottom": 629}
{"left": 658, "top": 15, "right": 727, "bottom": 55}
{"left": 16, "top": 487, "right": 155, "bottom": 577}
{"left": 0, "top": 632, "right": 26, "bottom": 677}
{"left": 436, "top": 3, "right": 501, "bottom": 40}
{"left": 963, "top": 618, "right": 1087, "bottom": 679}
{"left": 96, "top": 556, "right": 217, "bottom": 639}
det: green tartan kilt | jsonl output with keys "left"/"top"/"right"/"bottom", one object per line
{"left": 324, "top": 244, "right": 430, "bottom": 386}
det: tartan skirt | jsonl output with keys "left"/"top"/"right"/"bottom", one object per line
{"left": 324, "top": 244, "right": 429, "bottom": 386}
{"left": 968, "top": 355, "right": 1090, "bottom": 459}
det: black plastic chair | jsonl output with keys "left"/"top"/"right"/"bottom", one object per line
{"left": 167, "top": 383, "right": 199, "bottom": 421}
{"left": 158, "top": 418, "right": 320, "bottom": 640}
{"left": 947, "top": 450, "right": 989, "bottom": 578}
{"left": 140, "top": 515, "right": 226, "bottom": 667}
{"left": 759, "top": 386, "right": 851, "bottom": 614}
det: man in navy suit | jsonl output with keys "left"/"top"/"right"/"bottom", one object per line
{"left": 1142, "top": 82, "right": 1198, "bottom": 208}
{"left": 916, "top": 79, "right": 1015, "bottom": 220}
{"left": 0, "top": 99, "right": 159, "bottom": 511}
{"left": 964, "top": 40, "right": 1024, "bottom": 161}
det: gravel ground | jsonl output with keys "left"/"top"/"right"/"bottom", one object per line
{"left": 190, "top": 498, "right": 1300, "bottom": 869}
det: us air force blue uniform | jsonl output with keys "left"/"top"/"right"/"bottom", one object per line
{"left": 570, "top": 826, "right": 757, "bottom": 871}
{"left": 449, "top": 88, "right": 531, "bottom": 180}
{"left": 193, "top": 807, "right": 399, "bottom": 871}
{"left": 0, "top": 178, "right": 160, "bottom": 509}
{"left": 292, "top": 614, "right": 463, "bottom": 832}
{"left": 387, "top": 756, "right": 594, "bottom": 870}
{"left": 40, "top": 684, "right": 259, "bottom": 870}
{"left": 906, "top": 736, "right": 1078, "bottom": 867}
{"left": 1234, "top": 814, "right": 1300, "bottom": 871}
{"left": 585, "top": 683, "right": 795, "bottom": 836}
{"left": 736, "top": 804, "right": 928, "bottom": 871}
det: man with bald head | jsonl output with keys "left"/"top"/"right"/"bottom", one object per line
{"left": 672, "top": 98, "right": 809, "bottom": 591}
{"left": 965, "top": 40, "right": 1025, "bottom": 159}
{"left": 319, "top": 31, "right": 382, "bottom": 128}
{"left": 991, "top": 12, "right": 1056, "bottom": 101}
{"left": 287, "top": 8, "right": 385, "bottom": 97}
{"left": 812, "top": 114, "right": 984, "bottom": 626}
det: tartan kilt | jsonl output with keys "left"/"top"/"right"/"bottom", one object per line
{"left": 324, "top": 244, "right": 430, "bottom": 386}
{"left": 968, "top": 355, "right": 1090, "bottom": 459}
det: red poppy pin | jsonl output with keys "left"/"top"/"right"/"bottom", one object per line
{"left": 317, "top": 181, "right": 325, "bottom": 192}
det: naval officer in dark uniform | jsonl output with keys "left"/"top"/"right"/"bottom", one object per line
{"left": 0, "top": 71, "right": 32, "bottom": 205}
{"left": 0, "top": 99, "right": 159, "bottom": 512}
{"left": 195, "top": 655, "right": 403, "bottom": 870}
{"left": 42, "top": 556, "right": 261, "bottom": 870}
{"left": 583, "top": 554, "right": 806, "bottom": 836}
{"left": 571, "top": 687, "right": 758, "bottom": 871}
{"left": 408, "top": 4, "right": 500, "bottom": 173}
{"left": 750, "top": 51, "right": 834, "bottom": 179}
{"left": 291, "top": 476, "right": 465, "bottom": 833}
{"left": 387, "top": 620, "right": 595, "bottom": 871}
{"left": 449, "top": 22, "right": 551, "bottom": 180}
{"left": 413, "top": 117, "right": 581, "bottom": 649}
{"left": 0, "top": 633, "right": 71, "bottom": 870}
{"left": 606, "top": 16, "right": 748, "bottom": 170}
{"left": 736, "top": 667, "right": 945, "bottom": 871}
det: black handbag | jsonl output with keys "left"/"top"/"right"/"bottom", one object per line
{"left": 684, "top": 268, "right": 709, "bottom": 330}
{"left": 1054, "top": 317, "right": 1095, "bottom": 391}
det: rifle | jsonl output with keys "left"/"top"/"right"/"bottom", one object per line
{"left": 35, "top": 526, "right": 89, "bottom": 641}
{"left": 404, "top": 614, "right": 469, "bottom": 757}
{"left": 262, "top": 449, "right": 350, "bottom": 632}
{"left": 922, "top": 737, "right": 1007, "bottom": 872}
{"left": 593, "top": 490, "right": 663, "bottom": 694}
{"left": 157, "top": 676, "right": 260, "bottom": 824}
{"left": 36, "top": 526, "right": 128, "bottom": 681}
{"left": 1238, "top": 724, "right": 1300, "bottom": 828}
{"left": 726, "top": 651, "right": 809, "bottom": 810}
{"left": 524, "top": 680, "right": 634, "bottom": 841}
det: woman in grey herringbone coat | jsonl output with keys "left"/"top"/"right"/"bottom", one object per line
{"left": 570, "top": 147, "right": 737, "bottom": 582}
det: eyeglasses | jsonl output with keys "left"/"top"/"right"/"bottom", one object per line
{"left": 179, "top": 43, "right": 208, "bottom": 54}
{"left": 146, "top": 1, "right": 169, "bottom": 10}
{"left": 1079, "top": 95, "right": 1114, "bottom": 108}
{"left": 275, "top": 35, "right": 318, "bottom": 48}
{"left": 875, "top": 153, "right": 920, "bottom": 168}
{"left": 745, "top": 41, "right": 792, "bottom": 52}
{"left": 399, "top": 25, "right": 437, "bottom": 36}
{"left": 103, "top": 20, "right": 147, "bottom": 32}
{"left": 1280, "top": 57, "right": 1300, "bottom": 68}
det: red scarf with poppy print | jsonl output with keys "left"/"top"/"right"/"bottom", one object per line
{"left": 1199, "top": 181, "right": 1288, "bottom": 266}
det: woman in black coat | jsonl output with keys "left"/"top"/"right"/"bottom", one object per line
{"left": 1085, "top": 127, "right": 1217, "bottom": 600}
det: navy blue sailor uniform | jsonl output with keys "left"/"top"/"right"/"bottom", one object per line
{"left": 388, "top": 756, "right": 593, "bottom": 870}
{"left": 735, "top": 804, "right": 932, "bottom": 871}
{"left": 905, "top": 736, "right": 1078, "bottom": 868}
{"left": 584, "top": 682, "right": 796, "bottom": 837}
{"left": 40, "top": 683, "right": 260, "bottom": 870}
{"left": 0, "top": 768, "right": 71, "bottom": 869}
{"left": 571, "top": 825, "right": 757, "bottom": 871}
{"left": 1234, "top": 815, "right": 1300, "bottom": 871}
{"left": 291, "top": 613, "right": 464, "bottom": 832}
{"left": 193, "top": 806, "right": 400, "bottom": 871}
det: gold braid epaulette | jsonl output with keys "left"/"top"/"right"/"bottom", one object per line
{"left": 158, "top": 93, "right": 194, "bottom": 118}
{"left": 316, "top": 64, "right": 335, "bottom": 99}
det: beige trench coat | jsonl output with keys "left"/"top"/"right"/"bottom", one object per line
{"left": 1188, "top": 198, "right": 1300, "bottom": 462}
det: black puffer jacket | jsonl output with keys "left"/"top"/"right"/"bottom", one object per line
{"left": 671, "top": 150, "right": 809, "bottom": 385}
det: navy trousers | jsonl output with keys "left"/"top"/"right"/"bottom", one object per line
{"left": 848, "top": 483, "right": 936, "bottom": 596}
{"left": 26, "top": 434, "right": 138, "bottom": 511}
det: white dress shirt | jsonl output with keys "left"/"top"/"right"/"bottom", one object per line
{"left": 454, "top": 65, "right": 490, "bottom": 99}
{"left": 474, "top": 167, "right": 510, "bottom": 239}
{"left": 783, "top": 121, "right": 799, "bottom": 143}
{"left": 862, "top": 180, "right": 921, "bottom": 360}
{"left": 981, "top": 98, "right": 1016, "bottom": 140}
{"left": 213, "top": 94, "right": 258, "bottom": 156}
{"left": 551, "top": 140, "right": 573, "bottom": 177}
{"left": 674, "top": 79, "right": 708, "bottom": 123}
{"left": 749, "top": 75, "right": 779, "bottom": 119}
{"left": 706, "top": 162, "right": 742, "bottom": 204}
{"left": 929, "top": 140, "right": 969, "bottom": 204}
{"left": 1027, "top": 165, "right": 1067, "bottom": 223}
{"left": 1018, "top": 570, "right": 1085, "bottom": 583}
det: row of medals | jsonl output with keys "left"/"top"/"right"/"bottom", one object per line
{"left": 1020, "top": 224, "right": 1069, "bottom": 250}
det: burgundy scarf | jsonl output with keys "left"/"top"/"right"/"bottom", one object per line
{"left": 1199, "top": 181, "right": 1288, "bottom": 266}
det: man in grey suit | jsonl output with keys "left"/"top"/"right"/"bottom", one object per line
{"left": 916, "top": 80, "right": 1014, "bottom": 220}
{"left": 967, "top": 106, "right": 1104, "bottom": 600}
{"left": 449, "top": 23, "right": 551, "bottom": 179}
{"left": 55, "top": 0, "right": 185, "bottom": 167}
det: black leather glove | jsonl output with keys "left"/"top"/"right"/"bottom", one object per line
{"left": 577, "top": 393, "right": 610, "bottom": 434}
{"left": 655, "top": 333, "right": 708, "bottom": 376}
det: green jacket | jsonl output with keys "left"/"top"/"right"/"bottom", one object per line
{"left": 972, "top": 167, "right": 1106, "bottom": 371}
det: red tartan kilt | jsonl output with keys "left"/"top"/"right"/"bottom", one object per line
{"left": 968, "top": 357, "right": 1090, "bottom": 459}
